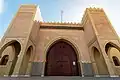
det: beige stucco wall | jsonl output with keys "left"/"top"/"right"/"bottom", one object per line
{"left": 34, "top": 29, "right": 91, "bottom": 63}
{"left": 83, "top": 19, "right": 96, "bottom": 45}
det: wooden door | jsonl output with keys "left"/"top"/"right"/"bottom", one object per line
{"left": 45, "top": 41, "right": 79, "bottom": 76}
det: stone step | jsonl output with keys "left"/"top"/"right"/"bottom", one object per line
{"left": 0, "top": 76, "right": 120, "bottom": 80}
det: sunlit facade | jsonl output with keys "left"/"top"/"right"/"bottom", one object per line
{"left": 0, "top": 4, "right": 120, "bottom": 79}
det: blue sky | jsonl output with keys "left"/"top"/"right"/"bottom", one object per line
{"left": 0, "top": 0, "right": 120, "bottom": 39}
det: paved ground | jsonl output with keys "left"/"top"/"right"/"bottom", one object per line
{"left": 0, "top": 76, "right": 120, "bottom": 80}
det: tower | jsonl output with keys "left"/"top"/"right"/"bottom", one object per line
{"left": 0, "top": 4, "right": 42, "bottom": 76}
{"left": 82, "top": 7, "right": 120, "bottom": 76}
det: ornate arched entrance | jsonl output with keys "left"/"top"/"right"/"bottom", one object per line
{"left": 45, "top": 39, "right": 79, "bottom": 76}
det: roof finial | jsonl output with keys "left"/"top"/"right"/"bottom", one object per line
{"left": 61, "top": 10, "right": 63, "bottom": 23}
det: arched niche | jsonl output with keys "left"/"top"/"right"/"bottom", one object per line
{"left": 45, "top": 39, "right": 80, "bottom": 76}
{"left": 0, "top": 40, "right": 21, "bottom": 75}
{"left": 105, "top": 42, "right": 120, "bottom": 66}
{"left": 92, "top": 47, "right": 109, "bottom": 75}
{"left": 20, "top": 46, "right": 33, "bottom": 75}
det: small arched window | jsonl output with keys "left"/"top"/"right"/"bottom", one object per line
{"left": 112, "top": 56, "right": 120, "bottom": 66}
{"left": 0, "top": 55, "right": 9, "bottom": 65}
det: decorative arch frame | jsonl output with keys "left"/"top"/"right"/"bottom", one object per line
{"left": 91, "top": 45, "right": 106, "bottom": 63}
{"left": 20, "top": 45, "right": 33, "bottom": 75}
{"left": 104, "top": 42, "right": 120, "bottom": 66}
{"left": 91, "top": 46, "right": 101, "bottom": 62}
{"left": 25, "top": 45, "right": 33, "bottom": 61}
{"left": 44, "top": 37, "right": 81, "bottom": 62}
{"left": 91, "top": 46, "right": 109, "bottom": 75}
{"left": 0, "top": 40, "right": 22, "bottom": 75}
{"left": 104, "top": 42, "right": 120, "bottom": 55}
{"left": 43, "top": 37, "right": 82, "bottom": 76}
{"left": 0, "top": 40, "right": 22, "bottom": 63}
{"left": 0, "top": 40, "right": 22, "bottom": 56}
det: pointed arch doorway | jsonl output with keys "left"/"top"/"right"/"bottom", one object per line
{"left": 45, "top": 39, "right": 80, "bottom": 76}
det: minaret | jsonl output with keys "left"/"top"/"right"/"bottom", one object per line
{"left": 82, "top": 7, "right": 120, "bottom": 76}
{"left": 0, "top": 4, "right": 43, "bottom": 76}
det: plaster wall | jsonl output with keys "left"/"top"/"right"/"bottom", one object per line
{"left": 35, "top": 29, "right": 90, "bottom": 63}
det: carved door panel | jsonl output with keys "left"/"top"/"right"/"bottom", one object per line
{"left": 45, "top": 41, "right": 79, "bottom": 76}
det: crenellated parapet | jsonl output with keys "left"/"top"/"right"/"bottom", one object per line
{"left": 81, "top": 7, "right": 104, "bottom": 25}
{"left": 86, "top": 7, "right": 104, "bottom": 12}
{"left": 39, "top": 21, "right": 82, "bottom": 28}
